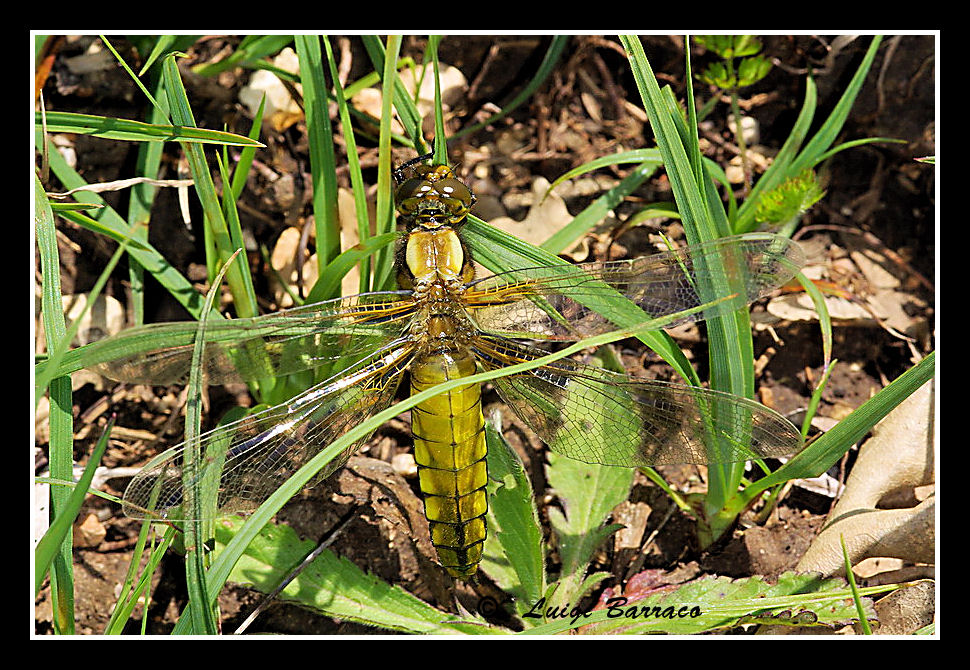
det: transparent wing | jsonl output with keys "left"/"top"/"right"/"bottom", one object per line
{"left": 121, "top": 340, "right": 414, "bottom": 521}
{"left": 466, "top": 233, "right": 805, "bottom": 340}
{"left": 88, "top": 291, "right": 415, "bottom": 385}
{"left": 473, "top": 335, "right": 802, "bottom": 467}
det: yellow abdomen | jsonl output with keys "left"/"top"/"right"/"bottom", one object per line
{"left": 409, "top": 349, "right": 487, "bottom": 578}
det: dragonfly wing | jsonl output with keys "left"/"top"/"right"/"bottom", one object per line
{"left": 121, "top": 339, "right": 414, "bottom": 521}
{"left": 467, "top": 233, "right": 805, "bottom": 340}
{"left": 88, "top": 291, "right": 414, "bottom": 385}
{"left": 473, "top": 335, "right": 802, "bottom": 467}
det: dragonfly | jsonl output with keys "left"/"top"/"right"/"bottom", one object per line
{"left": 71, "top": 152, "right": 806, "bottom": 579}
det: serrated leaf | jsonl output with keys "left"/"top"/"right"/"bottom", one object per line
{"left": 754, "top": 169, "right": 825, "bottom": 226}
{"left": 571, "top": 570, "right": 880, "bottom": 635}
{"left": 698, "top": 61, "right": 734, "bottom": 89}
{"left": 737, "top": 55, "right": 773, "bottom": 87}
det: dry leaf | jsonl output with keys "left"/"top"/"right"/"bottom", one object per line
{"left": 239, "top": 47, "right": 304, "bottom": 132}
{"left": 61, "top": 293, "right": 125, "bottom": 346}
{"left": 488, "top": 177, "right": 588, "bottom": 261}
{"left": 795, "top": 379, "right": 936, "bottom": 577}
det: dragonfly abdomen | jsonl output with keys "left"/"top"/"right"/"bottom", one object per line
{"left": 409, "top": 349, "right": 487, "bottom": 578}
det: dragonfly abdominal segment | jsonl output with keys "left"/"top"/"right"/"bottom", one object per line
{"left": 410, "top": 350, "right": 487, "bottom": 578}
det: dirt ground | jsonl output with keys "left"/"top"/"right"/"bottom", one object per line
{"left": 34, "top": 34, "right": 936, "bottom": 635}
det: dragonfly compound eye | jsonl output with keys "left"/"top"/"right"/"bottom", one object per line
{"left": 435, "top": 177, "right": 475, "bottom": 221}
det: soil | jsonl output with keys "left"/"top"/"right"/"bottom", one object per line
{"left": 34, "top": 34, "right": 936, "bottom": 635}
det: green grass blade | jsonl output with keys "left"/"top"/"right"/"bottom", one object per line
{"left": 35, "top": 110, "right": 262, "bottom": 147}
{"left": 789, "top": 36, "right": 883, "bottom": 175}
{"left": 540, "top": 161, "right": 659, "bottom": 255}
{"left": 229, "top": 94, "right": 265, "bottom": 203}
{"left": 162, "top": 53, "right": 257, "bottom": 319}
{"left": 100, "top": 36, "right": 166, "bottom": 116}
{"left": 735, "top": 37, "right": 883, "bottom": 234}
{"left": 733, "top": 76, "right": 817, "bottom": 233}
{"left": 322, "top": 35, "right": 373, "bottom": 294}
{"left": 216, "top": 152, "right": 257, "bottom": 310}
{"left": 36, "top": 172, "right": 75, "bottom": 633}
{"left": 430, "top": 36, "right": 448, "bottom": 162}
{"left": 104, "top": 526, "right": 178, "bottom": 633}
{"left": 545, "top": 148, "right": 663, "bottom": 193}
{"left": 727, "top": 352, "right": 936, "bottom": 517}
{"left": 35, "top": 417, "right": 113, "bottom": 594}
{"left": 126, "top": 68, "right": 169, "bottom": 326}
{"left": 37, "top": 132, "right": 215, "bottom": 320}
{"left": 620, "top": 36, "right": 710, "bottom": 237}
{"left": 34, "top": 233, "right": 127, "bottom": 398}
{"left": 295, "top": 36, "right": 341, "bottom": 275}
{"left": 372, "top": 36, "right": 407, "bottom": 290}
{"left": 136, "top": 35, "right": 199, "bottom": 75}
{"left": 362, "top": 35, "right": 425, "bottom": 151}
{"left": 304, "top": 232, "right": 400, "bottom": 304}
{"left": 191, "top": 35, "right": 294, "bottom": 77}
{"left": 181, "top": 251, "right": 242, "bottom": 634}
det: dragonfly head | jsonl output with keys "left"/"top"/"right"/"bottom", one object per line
{"left": 394, "top": 164, "right": 476, "bottom": 230}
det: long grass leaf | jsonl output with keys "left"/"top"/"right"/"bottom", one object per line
{"left": 323, "top": 35, "right": 373, "bottom": 294}
{"left": 373, "top": 36, "right": 405, "bottom": 290}
{"left": 789, "top": 36, "right": 883, "bottom": 175}
{"left": 35, "top": 417, "right": 113, "bottom": 594}
{"left": 162, "top": 53, "right": 257, "bottom": 319}
{"left": 182, "top": 250, "right": 242, "bottom": 634}
{"left": 295, "top": 36, "right": 341, "bottom": 273}
{"left": 734, "top": 76, "right": 817, "bottom": 233}
{"left": 126, "top": 68, "right": 169, "bottom": 325}
{"left": 191, "top": 35, "right": 294, "bottom": 77}
{"left": 36, "top": 111, "right": 262, "bottom": 146}
{"left": 35, "top": 172, "right": 75, "bottom": 633}
{"left": 540, "top": 161, "right": 659, "bottom": 254}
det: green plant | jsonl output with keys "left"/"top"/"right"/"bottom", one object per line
{"left": 695, "top": 35, "right": 773, "bottom": 194}
{"left": 695, "top": 35, "right": 772, "bottom": 90}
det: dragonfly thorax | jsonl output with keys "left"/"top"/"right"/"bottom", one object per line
{"left": 405, "top": 228, "right": 470, "bottom": 287}
{"left": 411, "top": 284, "right": 476, "bottom": 351}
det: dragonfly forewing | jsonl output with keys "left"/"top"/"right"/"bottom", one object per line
{"left": 91, "top": 292, "right": 414, "bottom": 386}
{"left": 121, "top": 340, "right": 414, "bottom": 522}
{"left": 473, "top": 335, "right": 802, "bottom": 467}
{"left": 467, "top": 233, "right": 805, "bottom": 341}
